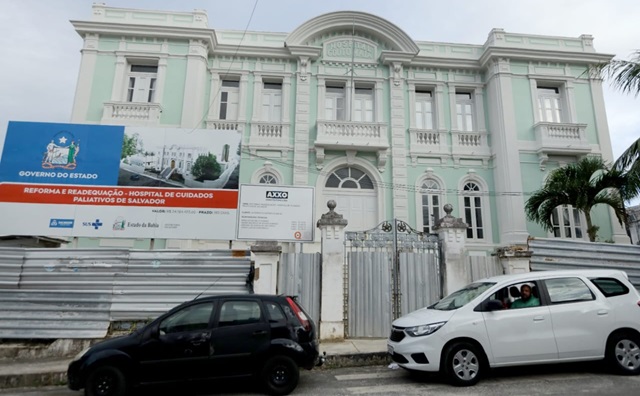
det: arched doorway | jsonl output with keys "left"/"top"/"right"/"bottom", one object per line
{"left": 322, "top": 166, "right": 378, "bottom": 231}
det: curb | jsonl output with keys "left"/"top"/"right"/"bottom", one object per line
{"left": 0, "top": 371, "right": 66, "bottom": 390}
{"left": 0, "top": 352, "right": 390, "bottom": 390}
{"left": 321, "top": 352, "right": 391, "bottom": 369}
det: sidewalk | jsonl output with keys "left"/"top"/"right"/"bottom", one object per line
{"left": 0, "top": 338, "right": 389, "bottom": 389}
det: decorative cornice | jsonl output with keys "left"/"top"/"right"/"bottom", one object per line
{"left": 479, "top": 46, "right": 614, "bottom": 69}
{"left": 71, "top": 20, "right": 218, "bottom": 53}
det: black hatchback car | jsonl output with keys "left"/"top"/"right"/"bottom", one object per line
{"left": 68, "top": 294, "right": 322, "bottom": 396}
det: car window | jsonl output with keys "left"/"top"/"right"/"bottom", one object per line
{"left": 265, "top": 301, "right": 286, "bottom": 322}
{"left": 159, "top": 302, "right": 214, "bottom": 335}
{"left": 431, "top": 282, "right": 495, "bottom": 311}
{"left": 487, "top": 281, "right": 541, "bottom": 309}
{"left": 544, "top": 277, "right": 594, "bottom": 304}
{"left": 218, "top": 300, "right": 262, "bottom": 326}
{"left": 589, "top": 277, "right": 629, "bottom": 297}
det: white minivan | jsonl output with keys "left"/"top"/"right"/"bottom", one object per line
{"left": 387, "top": 270, "right": 640, "bottom": 386}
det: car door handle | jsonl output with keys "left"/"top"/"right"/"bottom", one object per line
{"left": 533, "top": 316, "right": 545, "bottom": 322}
{"left": 253, "top": 330, "right": 268, "bottom": 336}
{"left": 597, "top": 310, "right": 609, "bottom": 316}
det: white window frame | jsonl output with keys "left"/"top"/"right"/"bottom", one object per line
{"left": 261, "top": 81, "right": 283, "bottom": 122}
{"left": 417, "top": 177, "right": 444, "bottom": 233}
{"left": 325, "top": 84, "right": 346, "bottom": 121}
{"left": 458, "top": 177, "right": 491, "bottom": 242}
{"left": 219, "top": 79, "right": 240, "bottom": 120}
{"left": 537, "top": 86, "right": 563, "bottom": 123}
{"left": 317, "top": 79, "right": 381, "bottom": 123}
{"left": 530, "top": 78, "right": 576, "bottom": 124}
{"left": 415, "top": 90, "right": 434, "bottom": 130}
{"left": 455, "top": 92, "right": 475, "bottom": 132}
{"left": 353, "top": 85, "right": 374, "bottom": 122}
{"left": 551, "top": 205, "right": 586, "bottom": 240}
{"left": 126, "top": 64, "right": 158, "bottom": 103}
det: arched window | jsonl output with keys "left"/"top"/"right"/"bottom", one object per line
{"left": 421, "top": 179, "right": 441, "bottom": 233}
{"left": 325, "top": 167, "right": 374, "bottom": 189}
{"left": 259, "top": 173, "right": 278, "bottom": 184}
{"left": 462, "top": 181, "right": 484, "bottom": 239}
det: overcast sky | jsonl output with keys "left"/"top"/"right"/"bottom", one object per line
{"left": 1, "top": 0, "right": 638, "bottom": 162}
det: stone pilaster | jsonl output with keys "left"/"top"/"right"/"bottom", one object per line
{"left": 294, "top": 57, "right": 310, "bottom": 185}
{"left": 389, "top": 62, "right": 409, "bottom": 221}
{"left": 181, "top": 39, "right": 208, "bottom": 128}
{"left": 316, "top": 200, "right": 348, "bottom": 340}
{"left": 250, "top": 240, "right": 282, "bottom": 295}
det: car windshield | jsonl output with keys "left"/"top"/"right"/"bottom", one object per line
{"left": 431, "top": 282, "right": 496, "bottom": 311}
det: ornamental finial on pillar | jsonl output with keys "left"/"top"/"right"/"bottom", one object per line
{"left": 317, "top": 200, "right": 348, "bottom": 228}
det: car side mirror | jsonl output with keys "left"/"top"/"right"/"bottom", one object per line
{"left": 474, "top": 299, "right": 504, "bottom": 312}
{"left": 144, "top": 323, "right": 160, "bottom": 340}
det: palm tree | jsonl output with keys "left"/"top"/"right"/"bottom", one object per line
{"left": 593, "top": 50, "right": 640, "bottom": 201}
{"left": 525, "top": 156, "right": 628, "bottom": 242}
{"left": 594, "top": 50, "right": 640, "bottom": 97}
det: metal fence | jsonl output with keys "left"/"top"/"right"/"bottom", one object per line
{"left": 468, "top": 254, "right": 504, "bottom": 281}
{"left": 0, "top": 248, "right": 252, "bottom": 339}
{"left": 529, "top": 238, "right": 640, "bottom": 288}
{"left": 277, "top": 252, "right": 321, "bottom": 325}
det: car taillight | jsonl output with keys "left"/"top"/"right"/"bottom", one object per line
{"left": 286, "top": 296, "right": 311, "bottom": 332}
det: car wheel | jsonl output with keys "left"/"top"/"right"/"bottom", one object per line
{"left": 443, "top": 342, "right": 483, "bottom": 386}
{"left": 607, "top": 332, "right": 640, "bottom": 375}
{"left": 85, "top": 365, "right": 127, "bottom": 396}
{"left": 260, "top": 355, "right": 300, "bottom": 396}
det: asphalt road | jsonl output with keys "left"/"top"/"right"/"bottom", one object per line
{"left": 2, "top": 362, "right": 639, "bottom": 396}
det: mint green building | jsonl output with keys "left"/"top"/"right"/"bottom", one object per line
{"left": 69, "top": 4, "right": 628, "bottom": 252}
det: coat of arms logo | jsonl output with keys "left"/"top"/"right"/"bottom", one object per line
{"left": 42, "top": 130, "right": 80, "bottom": 170}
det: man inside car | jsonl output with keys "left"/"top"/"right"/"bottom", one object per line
{"left": 510, "top": 284, "right": 540, "bottom": 309}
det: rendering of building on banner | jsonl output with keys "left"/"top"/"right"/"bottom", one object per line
{"left": 21, "top": 3, "right": 628, "bottom": 251}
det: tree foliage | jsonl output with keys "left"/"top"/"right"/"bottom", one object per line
{"left": 525, "top": 157, "right": 629, "bottom": 242}
{"left": 121, "top": 133, "right": 142, "bottom": 159}
{"left": 191, "top": 153, "right": 222, "bottom": 181}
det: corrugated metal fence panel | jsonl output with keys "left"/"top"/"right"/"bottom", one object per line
{"left": 278, "top": 253, "right": 321, "bottom": 325}
{"left": 530, "top": 238, "right": 640, "bottom": 288}
{"left": 0, "top": 248, "right": 251, "bottom": 339}
{"left": 348, "top": 252, "right": 392, "bottom": 338}
{"left": 113, "top": 250, "right": 252, "bottom": 320}
{"left": 399, "top": 252, "right": 440, "bottom": 316}
{"left": 0, "top": 248, "right": 24, "bottom": 288}
{"left": 468, "top": 255, "right": 504, "bottom": 281}
{"left": 0, "top": 249, "right": 128, "bottom": 338}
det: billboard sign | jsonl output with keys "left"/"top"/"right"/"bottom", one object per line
{"left": 0, "top": 121, "right": 242, "bottom": 239}
{"left": 236, "top": 184, "right": 315, "bottom": 242}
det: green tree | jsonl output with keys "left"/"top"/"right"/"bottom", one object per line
{"left": 191, "top": 153, "right": 222, "bottom": 181}
{"left": 121, "top": 133, "right": 142, "bottom": 159}
{"left": 525, "top": 157, "right": 629, "bottom": 242}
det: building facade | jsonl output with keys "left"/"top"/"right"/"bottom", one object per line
{"left": 68, "top": 4, "right": 629, "bottom": 251}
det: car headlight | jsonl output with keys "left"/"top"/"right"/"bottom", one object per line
{"left": 72, "top": 347, "right": 90, "bottom": 362}
{"left": 404, "top": 322, "right": 446, "bottom": 337}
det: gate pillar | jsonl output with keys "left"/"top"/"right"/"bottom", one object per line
{"left": 317, "top": 200, "right": 348, "bottom": 341}
{"left": 251, "top": 240, "right": 282, "bottom": 294}
{"left": 434, "top": 204, "right": 469, "bottom": 296}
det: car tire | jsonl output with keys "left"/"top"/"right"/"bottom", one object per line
{"left": 260, "top": 355, "right": 300, "bottom": 396}
{"left": 443, "top": 342, "right": 483, "bottom": 386}
{"left": 606, "top": 332, "right": 640, "bottom": 375}
{"left": 85, "top": 365, "right": 127, "bottom": 396}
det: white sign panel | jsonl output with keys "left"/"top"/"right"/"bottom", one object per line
{"left": 236, "top": 184, "right": 315, "bottom": 242}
